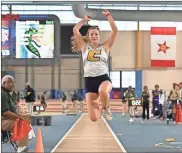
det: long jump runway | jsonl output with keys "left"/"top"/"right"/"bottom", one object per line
{"left": 51, "top": 113, "right": 126, "bottom": 153}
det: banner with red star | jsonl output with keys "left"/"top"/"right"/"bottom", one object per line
{"left": 150, "top": 27, "right": 176, "bottom": 67}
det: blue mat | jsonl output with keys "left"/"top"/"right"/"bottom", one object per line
{"left": 107, "top": 113, "right": 182, "bottom": 153}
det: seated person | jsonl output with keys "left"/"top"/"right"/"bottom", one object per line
{"left": 1, "top": 75, "right": 30, "bottom": 152}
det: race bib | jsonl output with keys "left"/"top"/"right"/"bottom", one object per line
{"left": 132, "top": 100, "right": 142, "bottom": 106}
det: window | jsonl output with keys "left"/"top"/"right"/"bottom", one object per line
{"left": 37, "top": 11, "right": 51, "bottom": 14}
{"left": 110, "top": 71, "right": 120, "bottom": 88}
{"left": 49, "top": 11, "right": 61, "bottom": 17}
{"left": 61, "top": 11, "right": 75, "bottom": 21}
{"left": 36, "top": 6, "right": 50, "bottom": 10}
{"left": 49, "top": 6, "right": 60, "bottom": 10}
{"left": 1, "top": 11, "right": 9, "bottom": 14}
{"left": 99, "top": 21, "right": 111, "bottom": 31}
{"left": 122, "top": 71, "right": 135, "bottom": 88}
{"left": 23, "top": 5, "right": 38, "bottom": 10}
{"left": 12, "top": 5, "right": 23, "bottom": 11}
{"left": 12, "top": 11, "right": 24, "bottom": 14}
{"left": 89, "top": 20, "right": 100, "bottom": 26}
{"left": 98, "top": 21, "right": 138, "bottom": 31}
{"left": 22, "top": 11, "right": 38, "bottom": 14}
{"left": 2, "top": 5, "right": 9, "bottom": 11}
{"left": 61, "top": 6, "right": 72, "bottom": 10}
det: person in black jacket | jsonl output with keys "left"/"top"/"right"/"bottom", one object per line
{"left": 141, "top": 86, "right": 150, "bottom": 122}
{"left": 71, "top": 90, "right": 79, "bottom": 114}
{"left": 41, "top": 91, "right": 47, "bottom": 110}
{"left": 24, "top": 82, "right": 35, "bottom": 115}
{"left": 61, "top": 92, "right": 67, "bottom": 113}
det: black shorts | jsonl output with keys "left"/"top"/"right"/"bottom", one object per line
{"left": 122, "top": 99, "right": 127, "bottom": 103}
{"left": 71, "top": 98, "right": 76, "bottom": 102}
{"left": 84, "top": 74, "right": 111, "bottom": 94}
{"left": 128, "top": 100, "right": 132, "bottom": 106}
{"left": 171, "top": 99, "right": 177, "bottom": 109}
{"left": 171, "top": 99, "right": 177, "bottom": 105}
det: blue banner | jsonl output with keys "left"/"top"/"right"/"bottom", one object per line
{"left": 135, "top": 70, "right": 142, "bottom": 98}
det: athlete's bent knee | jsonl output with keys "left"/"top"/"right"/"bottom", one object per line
{"left": 90, "top": 116, "right": 98, "bottom": 122}
{"left": 99, "top": 89, "right": 108, "bottom": 96}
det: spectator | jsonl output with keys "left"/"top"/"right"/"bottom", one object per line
{"left": 179, "top": 82, "right": 182, "bottom": 103}
{"left": 24, "top": 82, "right": 35, "bottom": 115}
{"left": 61, "top": 92, "right": 67, "bottom": 113}
{"left": 152, "top": 85, "right": 160, "bottom": 119}
{"left": 141, "top": 86, "right": 150, "bottom": 122}
{"left": 121, "top": 89, "right": 128, "bottom": 117}
{"left": 1, "top": 75, "right": 30, "bottom": 152}
{"left": 169, "top": 83, "right": 180, "bottom": 121}
{"left": 125, "top": 86, "right": 136, "bottom": 124}
{"left": 159, "top": 89, "right": 165, "bottom": 120}
{"left": 71, "top": 90, "right": 79, "bottom": 114}
{"left": 40, "top": 91, "right": 47, "bottom": 110}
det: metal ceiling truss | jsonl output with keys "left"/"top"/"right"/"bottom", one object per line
{"left": 72, "top": 4, "right": 182, "bottom": 21}
{"left": 2, "top": 1, "right": 182, "bottom": 6}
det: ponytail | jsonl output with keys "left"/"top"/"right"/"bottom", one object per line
{"left": 71, "top": 35, "right": 90, "bottom": 53}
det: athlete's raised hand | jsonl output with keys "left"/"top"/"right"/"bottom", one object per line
{"left": 83, "top": 15, "right": 91, "bottom": 22}
{"left": 102, "top": 10, "right": 110, "bottom": 16}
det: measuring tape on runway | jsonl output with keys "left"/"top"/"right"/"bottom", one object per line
{"left": 155, "top": 138, "right": 182, "bottom": 151}
{"left": 155, "top": 143, "right": 174, "bottom": 148}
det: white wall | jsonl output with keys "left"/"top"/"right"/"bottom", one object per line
{"left": 143, "top": 69, "right": 182, "bottom": 93}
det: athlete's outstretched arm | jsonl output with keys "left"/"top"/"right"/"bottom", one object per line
{"left": 103, "top": 10, "right": 118, "bottom": 52}
{"left": 73, "top": 16, "right": 90, "bottom": 52}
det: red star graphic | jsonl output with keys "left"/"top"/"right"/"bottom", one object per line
{"left": 157, "top": 41, "right": 170, "bottom": 54}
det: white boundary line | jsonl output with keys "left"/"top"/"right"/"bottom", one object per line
{"left": 101, "top": 116, "right": 127, "bottom": 153}
{"left": 50, "top": 113, "right": 85, "bottom": 153}
{"left": 66, "top": 138, "right": 115, "bottom": 139}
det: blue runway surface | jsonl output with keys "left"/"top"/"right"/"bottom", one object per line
{"left": 107, "top": 113, "right": 182, "bottom": 153}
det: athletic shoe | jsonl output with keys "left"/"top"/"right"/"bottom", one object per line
{"left": 129, "top": 118, "right": 134, "bottom": 124}
{"left": 122, "top": 113, "right": 125, "bottom": 117}
{"left": 104, "top": 105, "right": 113, "bottom": 120}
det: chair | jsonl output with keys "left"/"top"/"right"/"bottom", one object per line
{"left": 1, "top": 130, "right": 18, "bottom": 152}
